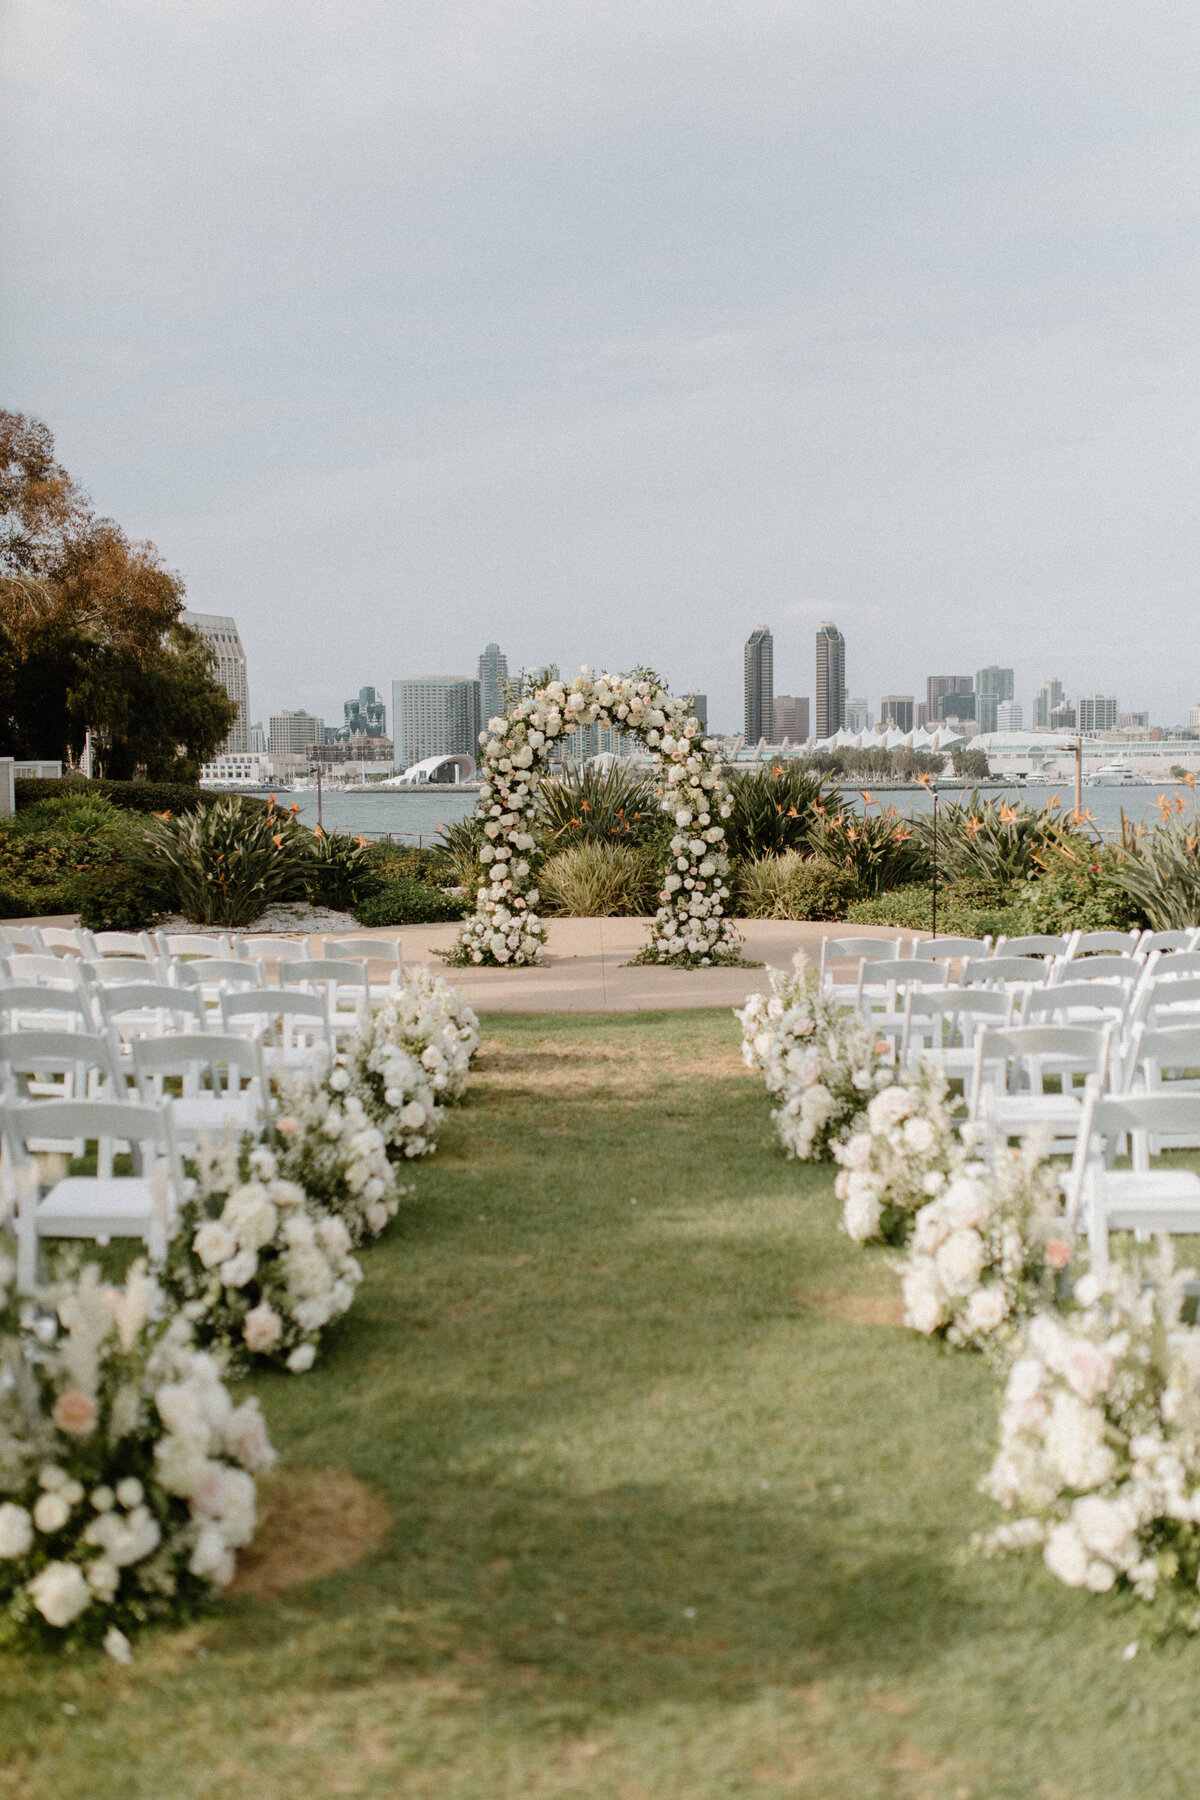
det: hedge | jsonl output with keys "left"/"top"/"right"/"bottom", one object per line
{"left": 14, "top": 779, "right": 264, "bottom": 816}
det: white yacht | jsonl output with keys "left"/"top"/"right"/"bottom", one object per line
{"left": 1087, "top": 757, "right": 1140, "bottom": 788}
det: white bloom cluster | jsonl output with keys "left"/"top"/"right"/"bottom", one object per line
{"left": 832, "top": 1060, "right": 961, "bottom": 1242}
{"left": 0, "top": 1257, "right": 273, "bottom": 1645}
{"left": 982, "top": 1251, "right": 1200, "bottom": 1614}
{"left": 163, "top": 1140, "right": 362, "bottom": 1372}
{"left": 737, "top": 953, "right": 893, "bottom": 1162}
{"left": 344, "top": 966, "right": 479, "bottom": 1167}
{"left": 454, "top": 670, "right": 745, "bottom": 968}
{"left": 901, "top": 1141, "right": 1071, "bottom": 1350}
{"left": 274, "top": 1069, "right": 402, "bottom": 1240}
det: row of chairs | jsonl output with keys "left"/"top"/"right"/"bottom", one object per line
{"left": 0, "top": 923, "right": 405, "bottom": 973}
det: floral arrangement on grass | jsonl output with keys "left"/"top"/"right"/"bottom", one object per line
{"left": 981, "top": 1250, "right": 1200, "bottom": 1623}
{"left": 831, "top": 1059, "right": 959, "bottom": 1239}
{"left": 736, "top": 953, "right": 893, "bottom": 1161}
{"left": 274, "top": 1069, "right": 402, "bottom": 1241}
{"left": 0, "top": 1253, "right": 274, "bottom": 1653}
{"left": 161, "top": 1141, "right": 362, "bottom": 1374}
{"left": 344, "top": 982, "right": 466, "bottom": 1162}
{"left": 450, "top": 669, "right": 745, "bottom": 968}
{"left": 376, "top": 965, "right": 480, "bottom": 1104}
{"left": 900, "top": 1139, "right": 1072, "bottom": 1351}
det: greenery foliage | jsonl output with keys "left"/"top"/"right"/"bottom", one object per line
{"left": 432, "top": 817, "right": 485, "bottom": 890}
{"left": 15, "top": 777, "right": 227, "bottom": 815}
{"left": 806, "top": 798, "right": 924, "bottom": 897}
{"left": 846, "top": 881, "right": 1018, "bottom": 938}
{"left": 735, "top": 851, "right": 855, "bottom": 920}
{"left": 1100, "top": 799, "right": 1200, "bottom": 930}
{"left": 75, "top": 863, "right": 167, "bottom": 932}
{"left": 354, "top": 879, "right": 470, "bottom": 927}
{"left": 802, "top": 745, "right": 946, "bottom": 780}
{"left": 536, "top": 761, "right": 667, "bottom": 850}
{"left": 539, "top": 841, "right": 659, "bottom": 916}
{"left": 905, "top": 792, "right": 1076, "bottom": 891}
{"left": 134, "top": 797, "right": 312, "bottom": 927}
{"left": 721, "top": 763, "right": 830, "bottom": 862}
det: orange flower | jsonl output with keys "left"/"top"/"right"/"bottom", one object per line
{"left": 272, "top": 833, "right": 285, "bottom": 848}
{"left": 773, "top": 765, "right": 784, "bottom": 777}
{"left": 965, "top": 816, "right": 983, "bottom": 838}
{"left": 289, "top": 802, "right": 300, "bottom": 814}
{"left": 998, "top": 803, "right": 1020, "bottom": 824}
{"left": 917, "top": 772, "right": 932, "bottom": 787}
{"left": 355, "top": 835, "right": 370, "bottom": 847}
{"left": 786, "top": 806, "right": 798, "bottom": 818}
{"left": 153, "top": 809, "right": 172, "bottom": 820}
{"left": 314, "top": 824, "right": 324, "bottom": 838}
{"left": 860, "top": 790, "right": 873, "bottom": 805}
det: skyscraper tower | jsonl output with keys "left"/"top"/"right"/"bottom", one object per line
{"left": 181, "top": 611, "right": 250, "bottom": 754}
{"left": 815, "top": 622, "right": 846, "bottom": 739}
{"left": 743, "top": 627, "right": 774, "bottom": 743}
{"left": 974, "top": 666, "right": 1014, "bottom": 735}
{"left": 1034, "top": 678, "right": 1065, "bottom": 731}
{"left": 478, "top": 643, "right": 509, "bottom": 728}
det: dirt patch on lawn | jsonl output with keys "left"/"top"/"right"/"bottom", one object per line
{"left": 807, "top": 1288, "right": 906, "bottom": 1328}
{"left": 477, "top": 1036, "right": 745, "bottom": 1091}
{"left": 229, "top": 1466, "right": 392, "bottom": 1600}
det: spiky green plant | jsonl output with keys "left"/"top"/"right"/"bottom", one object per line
{"left": 906, "top": 791, "right": 1083, "bottom": 891}
{"left": 536, "top": 762, "right": 666, "bottom": 849}
{"left": 304, "top": 827, "right": 372, "bottom": 910}
{"left": 434, "top": 816, "right": 486, "bottom": 888}
{"left": 538, "top": 841, "right": 659, "bottom": 916}
{"left": 806, "top": 796, "right": 923, "bottom": 897}
{"left": 734, "top": 852, "right": 854, "bottom": 921}
{"left": 1099, "top": 792, "right": 1200, "bottom": 930}
{"left": 135, "top": 797, "right": 311, "bottom": 926}
{"left": 721, "top": 763, "right": 831, "bottom": 861}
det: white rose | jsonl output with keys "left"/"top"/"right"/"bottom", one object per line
{"left": 115, "top": 1478, "right": 144, "bottom": 1509}
{"left": 33, "top": 1491, "right": 72, "bottom": 1534}
{"left": 1045, "top": 1391, "right": 1116, "bottom": 1491}
{"left": 218, "top": 1249, "right": 259, "bottom": 1289}
{"left": 935, "top": 1230, "right": 986, "bottom": 1298}
{"left": 27, "top": 1560, "right": 92, "bottom": 1627}
{"left": 843, "top": 1189, "right": 882, "bottom": 1243}
{"left": 0, "top": 1503, "right": 33, "bottom": 1559}
{"left": 1072, "top": 1495, "right": 1138, "bottom": 1563}
{"left": 89, "top": 1560, "right": 120, "bottom": 1599}
{"left": 902, "top": 1116, "right": 936, "bottom": 1155}
{"left": 868, "top": 1087, "right": 914, "bottom": 1129}
{"left": 193, "top": 1221, "right": 236, "bottom": 1270}
{"left": 1043, "top": 1522, "right": 1090, "bottom": 1587}
{"left": 1062, "top": 1342, "right": 1115, "bottom": 1404}
{"left": 243, "top": 1302, "right": 283, "bottom": 1354}
{"left": 902, "top": 1259, "right": 945, "bottom": 1334}
{"left": 287, "top": 1343, "right": 317, "bottom": 1373}
{"left": 940, "top": 1177, "right": 991, "bottom": 1232}
{"left": 963, "top": 1286, "right": 1008, "bottom": 1335}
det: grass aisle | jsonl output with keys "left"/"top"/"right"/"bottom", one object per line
{"left": 3, "top": 1009, "right": 1197, "bottom": 1799}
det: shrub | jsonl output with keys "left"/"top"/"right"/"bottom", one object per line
{"left": 846, "top": 880, "right": 1017, "bottom": 939}
{"left": 1004, "top": 863, "right": 1142, "bottom": 935}
{"left": 1099, "top": 807, "right": 1200, "bottom": 931}
{"left": 136, "top": 797, "right": 310, "bottom": 927}
{"left": 735, "top": 852, "right": 855, "bottom": 920}
{"left": 537, "top": 762, "right": 667, "bottom": 849}
{"left": 539, "top": 842, "right": 659, "bottom": 916}
{"left": 15, "top": 778, "right": 237, "bottom": 816}
{"left": 906, "top": 793, "right": 1080, "bottom": 892}
{"left": 807, "top": 800, "right": 924, "bottom": 897}
{"left": 722, "top": 764, "right": 830, "bottom": 862}
{"left": 76, "top": 863, "right": 166, "bottom": 932}
{"left": 365, "top": 841, "right": 442, "bottom": 884}
{"left": 354, "top": 880, "right": 469, "bottom": 927}
{"left": 303, "top": 829, "right": 372, "bottom": 910}
{"left": 433, "top": 817, "right": 486, "bottom": 889}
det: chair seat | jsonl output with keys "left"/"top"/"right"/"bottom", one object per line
{"left": 261, "top": 1045, "right": 330, "bottom": 1073}
{"left": 1090, "top": 1170, "right": 1200, "bottom": 1234}
{"left": 38, "top": 1177, "right": 159, "bottom": 1241}
{"left": 986, "top": 1094, "right": 1083, "bottom": 1125}
{"left": 171, "top": 1094, "right": 260, "bottom": 1137}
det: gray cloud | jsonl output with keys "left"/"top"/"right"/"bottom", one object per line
{"left": 2, "top": 0, "right": 1197, "bottom": 730}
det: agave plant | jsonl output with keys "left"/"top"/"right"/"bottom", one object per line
{"left": 1101, "top": 791, "right": 1200, "bottom": 930}
{"left": 536, "top": 761, "right": 666, "bottom": 849}
{"left": 806, "top": 795, "right": 924, "bottom": 897}
{"left": 721, "top": 763, "right": 831, "bottom": 861}
{"left": 136, "top": 796, "right": 311, "bottom": 926}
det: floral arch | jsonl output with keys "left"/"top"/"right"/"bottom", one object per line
{"left": 453, "top": 670, "right": 746, "bottom": 968}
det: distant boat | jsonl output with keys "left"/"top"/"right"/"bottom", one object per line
{"left": 1087, "top": 757, "right": 1140, "bottom": 788}
{"left": 1021, "top": 769, "right": 1063, "bottom": 787}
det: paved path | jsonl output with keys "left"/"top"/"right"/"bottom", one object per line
{"left": 299, "top": 916, "right": 918, "bottom": 1013}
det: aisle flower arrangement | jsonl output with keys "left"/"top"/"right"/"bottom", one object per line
{"left": 344, "top": 971, "right": 478, "bottom": 1161}
{"left": 0, "top": 1255, "right": 274, "bottom": 1651}
{"left": 831, "top": 1058, "right": 960, "bottom": 1240}
{"left": 274, "top": 1070, "right": 402, "bottom": 1241}
{"left": 161, "top": 1141, "right": 362, "bottom": 1373}
{"left": 981, "top": 1250, "right": 1200, "bottom": 1622}
{"left": 451, "top": 669, "right": 745, "bottom": 968}
{"left": 900, "top": 1140, "right": 1071, "bottom": 1351}
{"left": 736, "top": 953, "right": 893, "bottom": 1161}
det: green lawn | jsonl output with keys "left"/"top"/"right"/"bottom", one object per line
{"left": 3, "top": 1009, "right": 1197, "bottom": 1799}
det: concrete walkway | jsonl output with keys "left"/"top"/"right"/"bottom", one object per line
{"left": 298, "top": 917, "right": 917, "bottom": 1014}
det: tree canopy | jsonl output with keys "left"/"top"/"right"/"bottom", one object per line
{"left": 0, "top": 411, "right": 234, "bottom": 778}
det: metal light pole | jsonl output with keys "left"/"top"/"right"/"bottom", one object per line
{"left": 930, "top": 782, "right": 939, "bottom": 940}
{"left": 1073, "top": 734, "right": 1083, "bottom": 816}
{"left": 311, "top": 760, "right": 323, "bottom": 831}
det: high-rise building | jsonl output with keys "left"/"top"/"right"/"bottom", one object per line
{"left": 478, "top": 643, "right": 509, "bottom": 728}
{"left": 937, "top": 691, "right": 976, "bottom": 723}
{"left": 815, "top": 622, "right": 846, "bottom": 738}
{"left": 1190, "top": 704, "right": 1200, "bottom": 731}
{"left": 688, "top": 694, "right": 709, "bottom": 734}
{"left": 1034, "top": 678, "right": 1065, "bottom": 731}
{"left": 772, "top": 696, "right": 810, "bottom": 741}
{"left": 880, "top": 695, "right": 914, "bottom": 731}
{"left": 915, "top": 702, "right": 930, "bottom": 731}
{"left": 391, "top": 678, "right": 482, "bottom": 769}
{"left": 975, "top": 666, "right": 1015, "bottom": 736}
{"left": 268, "top": 710, "right": 324, "bottom": 756}
{"left": 1117, "top": 711, "right": 1149, "bottom": 730}
{"left": 996, "top": 700, "right": 1023, "bottom": 731}
{"left": 341, "top": 686, "right": 386, "bottom": 738}
{"left": 1049, "top": 701, "right": 1077, "bottom": 732}
{"left": 248, "top": 722, "right": 265, "bottom": 753}
{"left": 744, "top": 627, "right": 774, "bottom": 742}
{"left": 1077, "top": 694, "right": 1119, "bottom": 734}
{"left": 181, "top": 611, "right": 250, "bottom": 754}
{"left": 926, "top": 675, "right": 973, "bottom": 724}
{"left": 846, "top": 697, "right": 871, "bottom": 733}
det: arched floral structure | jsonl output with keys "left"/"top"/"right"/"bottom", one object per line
{"left": 452, "top": 670, "right": 746, "bottom": 968}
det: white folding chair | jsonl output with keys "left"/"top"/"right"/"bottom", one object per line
{"left": 1049, "top": 953, "right": 1141, "bottom": 990}
{"left": 819, "top": 935, "right": 902, "bottom": 1004}
{"left": 0, "top": 1029, "right": 126, "bottom": 1105}
{"left": 971, "top": 1023, "right": 1114, "bottom": 1151}
{"left": 234, "top": 936, "right": 312, "bottom": 972}
{"left": 1147, "top": 950, "right": 1200, "bottom": 982}
{"left": 1120, "top": 1024, "right": 1200, "bottom": 1148}
{"left": 82, "top": 955, "right": 169, "bottom": 988}
{"left": 1068, "top": 930, "right": 1143, "bottom": 960}
{"left": 89, "top": 930, "right": 158, "bottom": 960}
{"left": 169, "top": 955, "right": 265, "bottom": 1025}
{"left": 900, "top": 989, "right": 1015, "bottom": 1101}
{"left": 323, "top": 937, "right": 404, "bottom": 999}
{"left": 220, "top": 989, "right": 331, "bottom": 1074}
{"left": 960, "top": 956, "right": 1048, "bottom": 991}
{"left": 131, "top": 1034, "right": 269, "bottom": 1148}
{"left": 0, "top": 986, "right": 96, "bottom": 1034}
{"left": 1021, "top": 981, "right": 1133, "bottom": 1032}
{"left": 855, "top": 958, "right": 949, "bottom": 1058}
{"left": 4, "top": 1098, "right": 184, "bottom": 1293}
{"left": 156, "top": 931, "right": 235, "bottom": 961}
{"left": 38, "top": 928, "right": 89, "bottom": 957}
{"left": 95, "top": 982, "right": 209, "bottom": 1057}
{"left": 0, "top": 926, "right": 45, "bottom": 954}
{"left": 1137, "top": 929, "right": 1200, "bottom": 957}
{"left": 278, "top": 958, "right": 370, "bottom": 1042}
{"left": 1066, "top": 1083, "right": 1200, "bottom": 1275}
{"left": 1136, "top": 975, "right": 1200, "bottom": 1033}
{"left": 911, "top": 935, "right": 992, "bottom": 963}
{"left": 992, "top": 934, "right": 1072, "bottom": 960}
{"left": 3, "top": 954, "right": 89, "bottom": 992}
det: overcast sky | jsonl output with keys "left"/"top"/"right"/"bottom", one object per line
{"left": 3, "top": 1, "right": 1197, "bottom": 733}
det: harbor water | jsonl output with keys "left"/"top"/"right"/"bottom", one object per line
{"left": 278, "top": 780, "right": 1197, "bottom": 844}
